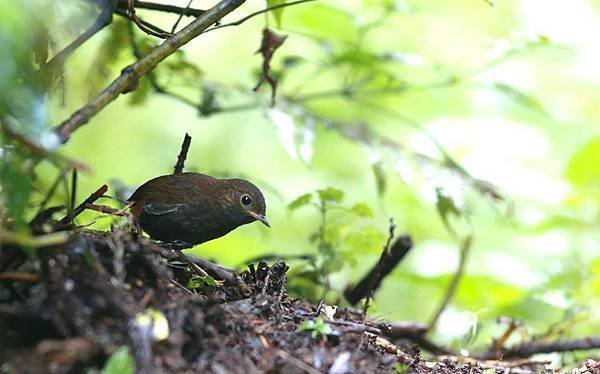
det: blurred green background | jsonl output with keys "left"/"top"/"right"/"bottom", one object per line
{"left": 3, "top": 0, "right": 600, "bottom": 358}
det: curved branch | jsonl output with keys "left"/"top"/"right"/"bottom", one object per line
{"left": 53, "top": 0, "right": 246, "bottom": 144}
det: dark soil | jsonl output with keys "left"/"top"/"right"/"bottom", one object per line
{"left": 0, "top": 229, "right": 559, "bottom": 373}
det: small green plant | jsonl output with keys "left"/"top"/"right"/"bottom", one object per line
{"left": 287, "top": 187, "right": 385, "bottom": 300}
{"left": 186, "top": 274, "right": 223, "bottom": 290}
{"left": 102, "top": 346, "right": 134, "bottom": 374}
{"left": 297, "top": 317, "right": 333, "bottom": 339}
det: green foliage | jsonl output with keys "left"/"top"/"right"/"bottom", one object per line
{"left": 187, "top": 274, "right": 223, "bottom": 290}
{"left": 287, "top": 187, "right": 383, "bottom": 299}
{"left": 102, "top": 346, "right": 134, "bottom": 374}
{"left": 566, "top": 137, "right": 600, "bottom": 190}
{"left": 267, "top": 0, "right": 287, "bottom": 27}
{"left": 297, "top": 317, "right": 333, "bottom": 339}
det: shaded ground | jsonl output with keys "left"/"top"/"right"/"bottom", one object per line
{"left": 0, "top": 229, "right": 594, "bottom": 373}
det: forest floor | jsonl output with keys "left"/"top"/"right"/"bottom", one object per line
{"left": 1, "top": 227, "right": 599, "bottom": 374}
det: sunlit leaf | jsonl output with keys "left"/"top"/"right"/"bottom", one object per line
{"left": 317, "top": 187, "right": 344, "bottom": 203}
{"left": 491, "top": 82, "right": 547, "bottom": 116}
{"left": 267, "top": 0, "right": 287, "bottom": 27}
{"left": 102, "top": 346, "right": 134, "bottom": 374}
{"left": 566, "top": 137, "right": 600, "bottom": 189}
{"left": 349, "top": 202, "right": 373, "bottom": 217}
{"left": 288, "top": 192, "right": 313, "bottom": 210}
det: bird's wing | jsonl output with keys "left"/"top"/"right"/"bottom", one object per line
{"left": 143, "top": 203, "right": 185, "bottom": 216}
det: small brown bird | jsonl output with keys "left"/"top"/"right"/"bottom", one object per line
{"left": 129, "top": 172, "right": 269, "bottom": 247}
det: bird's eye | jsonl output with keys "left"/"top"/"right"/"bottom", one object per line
{"left": 241, "top": 194, "right": 252, "bottom": 206}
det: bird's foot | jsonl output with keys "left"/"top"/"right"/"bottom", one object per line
{"left": 159, "top": 240, "right": 194, "bottom": 251}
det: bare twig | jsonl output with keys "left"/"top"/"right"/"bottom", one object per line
{"left": 0, "top": 272, "right": 40, "bottom": 283}
{"left": 205, "top": 0, "right": 319, "bottom": 32}
{"left": 85, "top": 203, "right": 129, "bottom": 216}
{"left": 54, "top": 0, "right": 246, "bottom": 144}
{"left": 344, "top": 235, "right": 413, "bottom": 305}
{"left": 60, "top": 185, "right": 109, "bottom": 224}
{"left": 0, "top": 231, "right": 69, "bottom": 248}
{"left": 477, "top": 337, "right": 600, "bottom": 360}
{"left": 173, "top": 133, "right": 192, "bottom": 174}
{"left": 116, "top": 0, "right": 205, "bottom": 17}
{"left": 171, "top": 0, "right": 194, "bottom": 33}
{"left": 40, "top": 1, "right": 114, "bottom": 75}
{"left": 0, "top": 117, "right": 87, "bottom": 170}
{"left": 383, "top": 218, "right": 396, "bottom": 256}
{"left": 127, "top": 0, "right": 172, "bottom": 38}
{"left": 426, "top": 235, "right": 473, "bottom": 332}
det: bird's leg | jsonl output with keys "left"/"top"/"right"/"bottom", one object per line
{"left": 159, "top": 240, "right": 194, "bottom": 251}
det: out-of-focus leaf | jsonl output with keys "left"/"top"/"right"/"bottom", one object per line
{"left": 372, "top": 161, "right": 387, "bottom": 195}
{"left": 128, "top": 76, "right": 151, "bottom": 106}
{"left": 317, "top": 187, "right": 344, "bottom": 203}
{"left": 267, "top": 0, "right": 287, "bottom": 27}
{"left": 566, "top": 137, "right": 600, "bottom": 189}
{"left": 349, "top": 203, "right": 373, "bottom": 217}
{"left": 102, "top": 346, "right": 134, "bottom": 374}
{"left": 0, "top": 150, "right": 34, "bottom": 227}
{"left": 268, "top": 109, "right": 315, "bottom": 164}
{"left": 491, "top": 82, "right": 547, "bottom": 116}
{"left": 288, "top": 192, "right": 313, "bottom": 210}
{"left": 163, "top": 50, "right": 203, "bottom": 81}
{"left": 344, "top": 225, "right": 386, "bottom": 254}
{"left": 435, "top": 187, "right": 461, "bottom": 235}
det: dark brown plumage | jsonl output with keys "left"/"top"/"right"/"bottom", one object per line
{"left": 129, "top": 172, "right": 269, "bottom": 246}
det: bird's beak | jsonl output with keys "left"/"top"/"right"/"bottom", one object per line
{"left": 249, "top": 212, "right": 271, "bottom": 228}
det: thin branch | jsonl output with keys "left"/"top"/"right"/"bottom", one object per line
{"left": 127, "top": 0, "right": 172, "bottom": 38}
{"left": 478, "top": 337, "right": 600, "bottom": 360}
{"left": 173, "top": 133, "right": 192, "bottom": 174}
{"left": 40, "top": 1, "right": 114, "bottom": 75}
{"left": 116, "top": 0, "right": 205, "bottom": 17}
{"left": 114, "top": 8, "right": 173, "bottom": 37}
{"left": 426, "top": 235, "right": 473, "bottom": 332}
{"left": 60, "top": 185, "right": 109, "bottom": 224}
{"left": 0, "top": 117, "right": 88, "bottom": 170}
{"left": 344, "top": 234, "right": 413, "bottom": 305}
{"left": 54, "top": 0, "right": 246, "bottom": 144}
{"left": 205, "top": 0, "right": 319, "bottom": 33}
{"left": 171, "top": 0, "right": 194, "bottom": 33}
{"left": 0, "top": 272, "right": 40, "bottom": 283}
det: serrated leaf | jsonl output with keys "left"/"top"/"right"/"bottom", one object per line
{"left": 102, "top": 346, "right": 134, "bottom": 374}
{"left": 349, "top": 203, "right": 373, "bottom": 217}
{"left": 267, "top": 0, "right": 287, "bottom": 27}
{"left": 317, "top": 187, "right": 344, "bottom": 204}
{"left": 288, "top": 192, "right": 313, "bottom": 210}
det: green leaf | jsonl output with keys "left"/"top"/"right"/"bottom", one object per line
{"left": 187, "top": 274, "right": 222, "bottom": 289}
{"left": 0, "top": 149, "right": 34, "bottom": 228}
{"left": 435, "top": 188, "right": 461, "bottom": 235}
{"left": 317, "top": 187, "right": 344, "bottom": 204}
{"left": 102, "top": 346, "right": 134, "bottom": 374}
{"left": 298, "top": 317, "right": 333, "bottom": 339}
{"left": 288, "top": 192, "right": 313, "bottom": 210}
{"left": 267, "top": 0, "right": 287, "bottom": 27}
{"left": 349, "top": 203, "right": 373, "bottom": 217}
{"left": 372, "top": 161, "right": 387, "bottom": 196}
{"left": 128, "top": 76, "right": 151, "bottom": 106}
{"left": 491, "top": 82, "right": 547, "bottom": 116}
{"left": 566, "top": 137, "right": 600, "bottom": 189}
